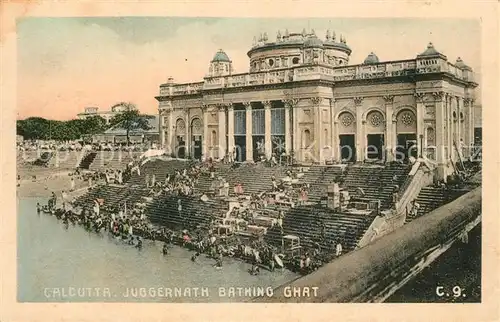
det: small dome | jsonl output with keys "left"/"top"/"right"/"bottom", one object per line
{"left": 211, "top": 49, "right": 231, "bottom": 62}
{"left": 363, "top": 52, "right": 379, "bottom": 64}
{"left": 455, "top": 57, "right": 472, "bottom": 71}
{"left": 303, "top": 35, "right": 324, "bottom": 48}
{"left": 417, "top": 42, "right": 447, "bottom": 59}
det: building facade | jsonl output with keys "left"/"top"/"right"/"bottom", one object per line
{"left": 155, "top": 29, "right": 477, "bottom": 177}
{"left": 77, "top": 104, "right": 127, "bottom": 124}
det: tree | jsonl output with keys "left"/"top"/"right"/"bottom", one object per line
{"left": 80, "top": 116, "right": 107, "bottom": 135}
{"left": 109, "top": 102, "right": 154, "bottom": 145}
{"left": 17, "top": 115, "right": 109, "bottom": 142}
{"left": 17, "top": 117, "right": 50, "bottom": 140}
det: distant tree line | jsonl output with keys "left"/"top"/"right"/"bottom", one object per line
{"left": 16, "top": 116, "right": 108, "bottom": 141}
{"left": 17, "top": 102, "right": 154, "bottom": 143}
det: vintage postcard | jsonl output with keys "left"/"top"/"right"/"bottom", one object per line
{"left": 1, "top": 1, "right": 499, "bottom": 321}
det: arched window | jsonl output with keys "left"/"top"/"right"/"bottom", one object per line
{"left": 303, "top": 129, "right": 311, "bottom": 148}
{"left": 211, "top": 130, "right": 217, "bottom": 146}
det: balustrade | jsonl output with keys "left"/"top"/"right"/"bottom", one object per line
{"left": 158, "top": 58, "right": 472, "bottom": 96}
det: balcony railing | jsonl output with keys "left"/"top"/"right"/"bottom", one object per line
{"left": 158, "top": 58, "right": 474, "bottom": 96}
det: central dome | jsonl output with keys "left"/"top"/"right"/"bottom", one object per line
{"left": 363, "top": 52, "right": 379, "bottom": 64}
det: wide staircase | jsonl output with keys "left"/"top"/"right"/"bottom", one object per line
{"left": 405, "top": 186, "right": 470, "bottom": 223}
{"left": 342, "top": 164, "right": 411, "bottom": 210}
{"left": 146, "top": 194, "right": 226, "bottom": 231}
{"left": 127, "top": 159, "right": 195, "bottom": 185}
{"left": 88, "top": 151, "right": 142, "bottom": 171}
{"left": 72, "top": 184, "right": 132, "bottom": 209}
{"left": 196, "top": 163, "right": 291, "bottom": 196}
{"left": 265, "top": 205, "right": 377, "bottom": 253}
{"left": 306, "top": 166, "right": 345, "bottom": 203}
{"left": 78, "top": 152, "right": 98, "bottom": 169}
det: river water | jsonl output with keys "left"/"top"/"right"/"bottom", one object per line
{"left": 17, "top": 197, "right": 299, "bottom": 303}
{"left": 17, "top": 197, "right": 481, "bottom": 303}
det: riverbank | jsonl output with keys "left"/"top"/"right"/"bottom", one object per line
{"left": 17, "top": 166, "right": 88, "bottom": 198}
{"left": 17, "top": 197, "right": 299, "bottom": 302}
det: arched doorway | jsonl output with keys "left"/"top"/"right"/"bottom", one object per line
{"left": 395, "top": 109, "right": 417, "bottom": 162}
{"left": 338, "top": 112, "right": 356, "bottom": 162}
{"left": 175, "top": 118, "right": 186, "bottom": 159}
{"left": 365, "top": 110, "right": 385, "bottom": 160}
{"left": 190, "top": 117, "right": 203, "bottom": 160}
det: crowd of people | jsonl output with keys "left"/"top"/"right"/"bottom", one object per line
{"left": 35, "top": 149, "right": 428, "bottom": 277}
{"left": 17, "top": 140, "right": 157, "bottom": 153}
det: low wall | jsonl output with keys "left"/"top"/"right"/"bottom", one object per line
{"left": 253, "top": 187, "right": 481, "bottom": 303}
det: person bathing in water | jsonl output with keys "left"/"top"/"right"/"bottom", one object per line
{"left": 162, "top": 243, "right": 169, "bottom": 255}
{"left": 191, "top": 252, "right": 200, "bottom": 262}
{"left": 214, "top": 252, "right": 223, "bottom": 268}
{"left": 36, "top": 202, "right": 41, "bottom": 215}
{"left": 135, "top": 237, "right": 143, "bottom": 249}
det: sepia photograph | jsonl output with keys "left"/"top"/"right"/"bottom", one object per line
{"left": 1, "top": 1, "right": 498, "bottom": 321}
{"left": 14, "top": 16, "right": 484, "bottom": 304}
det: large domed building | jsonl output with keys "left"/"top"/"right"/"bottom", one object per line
{"left": 156, "top": 29, "right": 478, "bottom": 179}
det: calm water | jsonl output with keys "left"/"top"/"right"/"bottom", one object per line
{"left": 17, "top": 197, "right": 299, "bottom": 303}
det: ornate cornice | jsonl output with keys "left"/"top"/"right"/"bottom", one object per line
{"left": 383, "top": 95, "right": 394, "bottom": 104}
{"left": 353, "top": 96, "right": 364, "bottom": 106}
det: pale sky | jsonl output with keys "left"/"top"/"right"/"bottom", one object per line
{"left": 17, "top": 17, "right": 481, "bottom": 120}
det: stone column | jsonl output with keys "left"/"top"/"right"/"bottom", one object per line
{"left": 354, "top": 97, "right": 364, "bottom": 162}
{"left": 294, "top": 101, "right": 301, "bottom": 159}
{"left": 415, "top": 93, "right": 425, "bottom": 158}
{"left": 391, "top": 117, "right": 398, "bottom": 160}
{"left": 311, "top": 97, "right": 323, "bottom": 163}
{"left": 227, "top": 104, "right": 234, "bottom": 154}
{"left": 243, "top": 102, "right": 253, "bottom": 162}
{"left": 446, "top": 94, "right": 452, "bottom": 161}
{"left": 433, "top": 91, "right": 446, "bottom": 165}
{"left": 185, "top": 108, "right": 191, "bottom": 158}
{"left": 330, "top": 98, "right": 337, "bottom": 161}
{"left": 461, "top": 98, "right": 469, "bottom": 158}
{"left": 159, "top": 110, "right": 166, "bottom": 148}
{"left": 333, "top": 121, "right": 340, "bottom": 161}
{"left": 217, "top": 104, "right": 227, "bottom": 160}
{"left": 167, "top": 111, "right": 174, "bottom": 155}
{"left": 284, "top": 103, "right": 291, "bottom": 154}
{"left": 283, "top": 98, "right": 299, "bottom": 156}
{"left": 383, "top": 95, "right": 395, "bottom": 161}
{"left": 263, "top": 100, "right": 272, "bottom": 159}
{"left": 450, "top": 96, "right": 457, "bottom": 161}
{"left": 202, "top": 104, "right": 209, "bottom": 161}
{"left": 469, "top": 98, "right": 475, "bottom": 148}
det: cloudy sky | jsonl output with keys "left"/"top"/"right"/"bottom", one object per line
{"left": 17, "top": 17, "right": 481, "bottom": 120}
